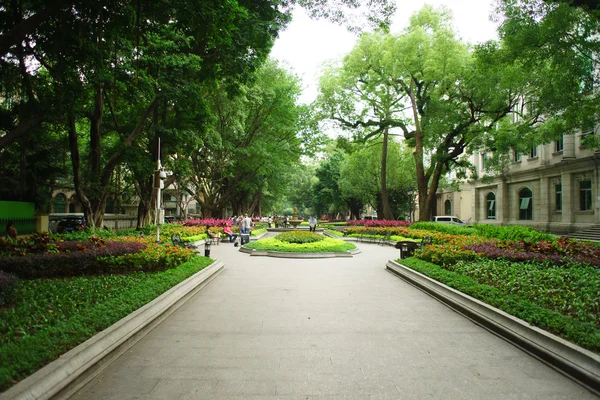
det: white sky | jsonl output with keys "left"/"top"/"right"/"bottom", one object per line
{"left": 270, "top": 0, "right": 500, "bottom": 104}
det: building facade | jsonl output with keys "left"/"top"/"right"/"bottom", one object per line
{"left": 436, "top": 128, "right": 600, "bottom": 233}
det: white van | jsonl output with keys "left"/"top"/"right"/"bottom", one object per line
{"left": 432, "top": 216, "right": 466, "bottom": 225}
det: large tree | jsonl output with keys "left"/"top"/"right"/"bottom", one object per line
{"left": 184, "top": 60, "right": 305, "bottom": 218}
{"left": 339, "top": 140, "right": 415, "bottom": 219}
{"left": 318, "top": 6, "right": 554, "bottom": 220}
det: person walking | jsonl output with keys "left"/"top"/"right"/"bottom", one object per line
{"left": 242, "top": 214, "right": 252, "bottom": 234}
{"left": 309, "top": 216, "right": 317, "bottom": 232}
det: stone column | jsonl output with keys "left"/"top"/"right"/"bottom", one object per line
{"left": 497, "top": 180, "right": 509, "bottom": 224}
{"left": 35, "top": 214, "right": 49, "bottom": 233}
{"left": 561, "top": 172, "right": 573, "bottom": 225}
{"left": 473, "top": 187, "right": 480, "bottom": 223}
{"left": 538, "top": 176, "right": 550, "bottom": 223}
{"left": 562, "top": 134, "right": 575, "bottom": 159}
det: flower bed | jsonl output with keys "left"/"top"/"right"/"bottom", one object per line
{"left": 0, "top": 256, "right": 213, "bottom": 392}
{"left": 182, "top": 218, "right": 232, "bottom": 228}
{"left": 347, "top": 219, "right": 411, "bottom": 228}
{"left": 244, "top": 232, "right": 355, "bottom": 253}
{"left": 401, "top": 257, "right": 600, "bottom": 353}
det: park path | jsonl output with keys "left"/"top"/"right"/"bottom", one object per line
{"left": 71, "top": 235, "right": 597, "bottom": 400}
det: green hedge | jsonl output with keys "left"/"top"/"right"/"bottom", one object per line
{"left": 0, "top": 256, "right": 213, "bottom": 391}
{"left": 409, "top": 222, "right": 555, "bottom": 242}
{"left": 400, "top": 258, "right": 600, "bottom": 353}
{"left": 244, "top": 237, "right": 356, "bottom": 253}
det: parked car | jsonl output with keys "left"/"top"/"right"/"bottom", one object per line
{"left": 431, "top": 216, "right": 466, "bottom": 225}
{"left": 56, "top": 216, "right": 87, "bottom": 233}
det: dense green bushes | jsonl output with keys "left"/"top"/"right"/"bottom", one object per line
{"left": 400, "top": 258, "right": 600, "bottom": 353}
{"left": 409, "top": 222, "right": 556, "bottom": 242}
{"left": 245, "top": 236, "right": 355, "bottom": 252}
{"left": 0, "top": 256, "right": 213, "bottom": 392}
{"left": 276, "top": 231, "right": 325, "bottom": 244}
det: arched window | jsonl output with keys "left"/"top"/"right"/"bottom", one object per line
{"left": 519, "top": 188, "right": 533, "bottom": 220}
{"left": 486, "top": 192, "right": 496, "bottom": 220}
{"left": 444, "top": 199, "right": 452, "bottom": 215}
{"left": 53, "top": 193, "right": 66, "bottom": 213}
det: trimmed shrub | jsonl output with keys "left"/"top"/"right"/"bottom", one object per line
{"left": 245, "top": 237, "right": 355, "bottom": 253}
{"left": 409, "top": 222, "right": 555, "bottom": 242}
{"left": 183, "top": 218, "right": 232, "bottom": 228}
{"left": 1, "top": 241, "right": 147, "bottom": 279}
{"left": 347, "top": 219, "right": 411, "bottom": 228}
{"left": 276, "top": 231, "right": 325, "bottom": 244}
{"left": 0, "top": 271, "right": 18, "bottom": 306}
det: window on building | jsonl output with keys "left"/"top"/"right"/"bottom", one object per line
{"left": 530, "top": 143, "right": 537, "bottom": 158}
{"left": 53, "top": 194, "right": 66, "bottom": 213}
{"left": 519, "top": 188, "right": 533, "bottom": 220}
{"left": 513, "top": 149, "right": 521, "bottom": 162}
{"left": 555, "top": 136, "right": 564, "bottom": 152}
{"left": 444, "top": 200, "right": 452, "bottom": 215}
{"left": 580, "top": 180, "right": 592, "bottom": 211}
{"left": 555, "top": 183, "right": 562, "bottom": 212}
{"left": 486, "top": 192, "right": 496, "bottom": 220}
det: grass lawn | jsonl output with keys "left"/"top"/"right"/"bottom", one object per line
{"left": 0, "top": 256, "right": 213, "bottom": 391}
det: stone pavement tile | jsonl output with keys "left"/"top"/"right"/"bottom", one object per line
{"left": 213, "top": 379, "right": 277, "bottom": 396}
{"left": 168, "top": 355, "right": 280, "bottom": 369}
{"left": 70, "top": 375, "right": 160, "bottom": 400}
{"left": 280, "top": 355, "right": 333, "bottom": 369}
{"left": 148, "top": 378, "right": 218, "bottom": 399}
{"left": 506, "top": 374, "right": 597, "bottom": 396}
{"left": 276, "top": 377, "right": 400, "bottom": 397}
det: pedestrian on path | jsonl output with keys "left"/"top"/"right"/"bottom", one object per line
{"left": 309, "top": 216, "right": 317, "bottom": 232}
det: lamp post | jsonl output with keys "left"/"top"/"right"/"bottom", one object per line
{"left": 154, "top": 138, "right": 167, "bottom": 244}
{"left": 407, "top": 189, "right": 414, "bottom": 223}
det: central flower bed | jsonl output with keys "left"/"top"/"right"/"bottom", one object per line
{"left": 243, "top": 231, "right": 356, "bottom": 253}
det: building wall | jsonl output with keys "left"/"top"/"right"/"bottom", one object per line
{"left": 436, "top": 130, "right": 600, "bottom": 233}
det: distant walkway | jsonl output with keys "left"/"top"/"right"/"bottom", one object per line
{"left": 71, "top": 237, "right": 598, "bottom": 399}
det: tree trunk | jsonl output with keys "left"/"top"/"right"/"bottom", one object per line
{"left": 67, "top": 114, "right": 95, "bottom": 227}
{"left": 135, "top": 176, "right": 154, "bottom": 228}
{"left": 380, "top": 126, "right": 393, "bottom": 220}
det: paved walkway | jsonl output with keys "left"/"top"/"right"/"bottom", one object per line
{"left": 71, "top": 236, "right": 598, "bottom": 400}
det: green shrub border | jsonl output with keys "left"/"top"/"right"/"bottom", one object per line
{"left": 0, "top": 256, "right": 213, "bottom": 391}
{"left": 244, "top": 237, "right": 356, "bottom": 253}
{"left": 251, "top": 228, "right": 267, "bottom": 236}
{"left": 400, "top": 258, "right": 600, "bottom": 353}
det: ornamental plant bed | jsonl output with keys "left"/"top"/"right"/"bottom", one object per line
{"left": 400, "top": 257, "right": 600, "bottom": 354}
{"left": 244, "top": 231, "right": 356, "bottom": 253}
{"left": 464, "top": 237, "right": 600, "bottom": 267}
{"left": 0, "top": 231, "right": 196, "bottom": 279}
{"left": 0, "top": 256, "right": 213, "bottom": 392}
{"left": 347, "top": 219, "right": 411, "bottom": 228}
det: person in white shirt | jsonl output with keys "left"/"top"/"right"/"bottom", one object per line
{"left": 308, "top": 216, "right": 317, "bottom": 232}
